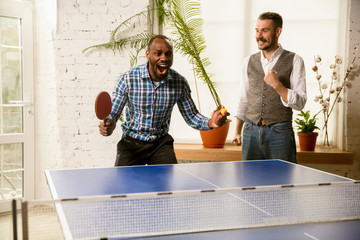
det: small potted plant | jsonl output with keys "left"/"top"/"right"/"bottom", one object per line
{"left": 294, "top": 110, "right": 321, "bottom": 151}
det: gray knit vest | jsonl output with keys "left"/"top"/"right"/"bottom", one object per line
{"left": 246, "top": 50, "right": 295, "bottom": 125}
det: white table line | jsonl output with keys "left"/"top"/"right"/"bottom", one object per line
{"left": 175, "top": 165, "right": 273, "bottom": 216}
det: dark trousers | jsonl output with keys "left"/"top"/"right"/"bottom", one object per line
{"left": 115, "top": 134, "right": 178, "bottom": 166}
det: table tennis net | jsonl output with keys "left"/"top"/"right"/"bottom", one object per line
{"left": 19, "top": 181, "right": 360, "bottom": 239}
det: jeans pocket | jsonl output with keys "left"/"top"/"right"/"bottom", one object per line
{"left": 243, "top": 122, "right": 251, "bottom": 131}
{"left": 272, "top": 122, "right": 293, "bottom": 133}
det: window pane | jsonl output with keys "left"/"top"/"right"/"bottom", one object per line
{"left": 1, "top": 106, "right": 23, "bottom": 133}
{"left": 1, "top": 47, "right": 22, "bottom": 103}
{"left": 0, "top": 143, "right": 24, "bottom": 200}
{"left": 0, "top": 17, "right": 23, "bottom": 134}
{"left": 0, "top": 16, "right": 20, "bottom": 46}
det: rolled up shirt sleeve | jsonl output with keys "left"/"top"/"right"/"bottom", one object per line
{"left": 281, "top": 54, "right": 307, "bottom": 111}
{"left": 235, "top": 56, "right": 250, "bottom": 121}
{"left": 177, "top": 81, "right": 212, "bottom": 131}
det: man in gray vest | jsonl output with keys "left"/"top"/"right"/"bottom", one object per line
{"left": 232, "top": 12, "right": 307, "bottom": 163}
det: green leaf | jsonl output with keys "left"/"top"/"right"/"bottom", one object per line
{"left": 295, "top": 110, "right": 320, "bottom": 133}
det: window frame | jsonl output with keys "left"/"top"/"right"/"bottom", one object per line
{"left": 0, "top": 0, "right": 35, "bottom": 205}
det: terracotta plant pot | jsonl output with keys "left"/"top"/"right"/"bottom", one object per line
{"left": 297, "top": 132, "right": 318, "bottom": 151}
{"left": 200, "top": 119, "right": 231, "bottom": 148}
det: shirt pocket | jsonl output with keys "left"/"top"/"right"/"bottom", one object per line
{"left": 155, "top": 87, "right": 181, "bottom": 115}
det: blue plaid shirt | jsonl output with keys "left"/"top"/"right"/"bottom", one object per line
{"left": 110, "top": 62, "right": 211, "bottom": 142}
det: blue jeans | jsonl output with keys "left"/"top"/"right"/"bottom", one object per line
{"left": 242, "top": 119, "right": 296, "bottom": 163}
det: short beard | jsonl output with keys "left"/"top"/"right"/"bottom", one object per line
{"left": 257, "top": 36, "right": 276, "bottom": 51}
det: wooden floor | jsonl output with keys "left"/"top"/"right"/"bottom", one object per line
{"left": 0, "top": 205, "right": 63, "bottom": 240}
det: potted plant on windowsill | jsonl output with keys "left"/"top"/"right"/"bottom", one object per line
{"left": 83, "top": 0, "right": 230, "bottom": 148}
{"left": 295, "top": 110, "right": 321, "bottom": 151}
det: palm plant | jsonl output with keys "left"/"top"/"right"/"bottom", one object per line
{"left": 83, "top": 0, "right": 222, "bottom": 111}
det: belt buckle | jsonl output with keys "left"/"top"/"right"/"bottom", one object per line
{"left": 261, "top": 119, "right": 266, "bottom": 126}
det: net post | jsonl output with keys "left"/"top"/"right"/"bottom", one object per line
{"left": 21, "top": 200, "right": 29, "bottom": 240}
{"left": 12, "top": 199, "right": 18, "bottom": 240}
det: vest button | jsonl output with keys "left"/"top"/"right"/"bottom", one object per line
{"left": 262, "top": 95, "right": 266, "bottom": 98}
{"left": 261, "top": 112, "right": 264, "bottom": 115}
{"left": 263, "top": 86, "right": 267, "bottom": 90}
{"left": 262, "top": 104, "right": 265, "bottom": 107}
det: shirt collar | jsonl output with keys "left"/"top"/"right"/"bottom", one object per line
{"left": 141, "top": 61, "right": 173, "bottom": 83}
{"left": 260, "top": 44, "right": 284, "bottom": 62}
{"left": 140, "top": 62, "right": 150, "bottom": 79}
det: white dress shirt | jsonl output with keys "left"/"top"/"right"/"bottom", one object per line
{"left": 235, "top": 44, "right": 307, "bottom": 120}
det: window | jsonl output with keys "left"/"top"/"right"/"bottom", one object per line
{"left": 168, "top": 0, "right": 348, "bottom": 146}
{"left": 0, "top": 0, "right": 34, "bottom": 205}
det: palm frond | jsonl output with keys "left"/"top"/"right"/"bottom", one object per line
{"left": 156, "top": 0, "right": 172, "bottom": 25}
{"left": 83, "top": 33, "right": 153, "bottom": 54}
{"left": 83, "top": 0, "right": 222, "bottom": 109}
{"left": 129, "top": 48, "right": 144, "bottom": 68}
{"left": 169, "top": 0, "right": 221, "bottom": 108}
{"left": 110, "top": 10, "right": 148, "bottom": 41}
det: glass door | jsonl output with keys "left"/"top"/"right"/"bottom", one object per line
{"left": 0, "top": 0, "right": 34, "bottom": 207}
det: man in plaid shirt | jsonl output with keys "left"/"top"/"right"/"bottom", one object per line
{"left": 99, "top": 35, "right": 229, "bottom": 166}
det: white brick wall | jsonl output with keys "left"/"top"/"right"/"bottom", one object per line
{"left": 34, "top": 0, "right": 148, "bottom": 198}
{"left": 345, "top": 0, "right": 360, "bottom": 179}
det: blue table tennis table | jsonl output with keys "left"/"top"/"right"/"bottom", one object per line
{"left": 45, "top": 160, "right": 360, "bottom": 240}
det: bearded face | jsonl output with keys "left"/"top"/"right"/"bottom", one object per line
{"left": 255, "top": 19, "right": 280, "bottom": 52}
{"left": 146, "top": 38, "right": 174, "bottom": 82}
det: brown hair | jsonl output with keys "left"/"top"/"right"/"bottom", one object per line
{"left": 258, "top": 12, "right": 283, "bottom": 29}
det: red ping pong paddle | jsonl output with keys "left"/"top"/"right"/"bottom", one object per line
{"left": 95, "top": 91, "right": 112, "bottom": 120}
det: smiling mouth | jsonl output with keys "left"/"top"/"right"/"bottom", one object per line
{"left": 157, "top": 64, "right": 168, "bottom": 75}
{"left": 257, "top": 38, "right": 267, "bottom": 43}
